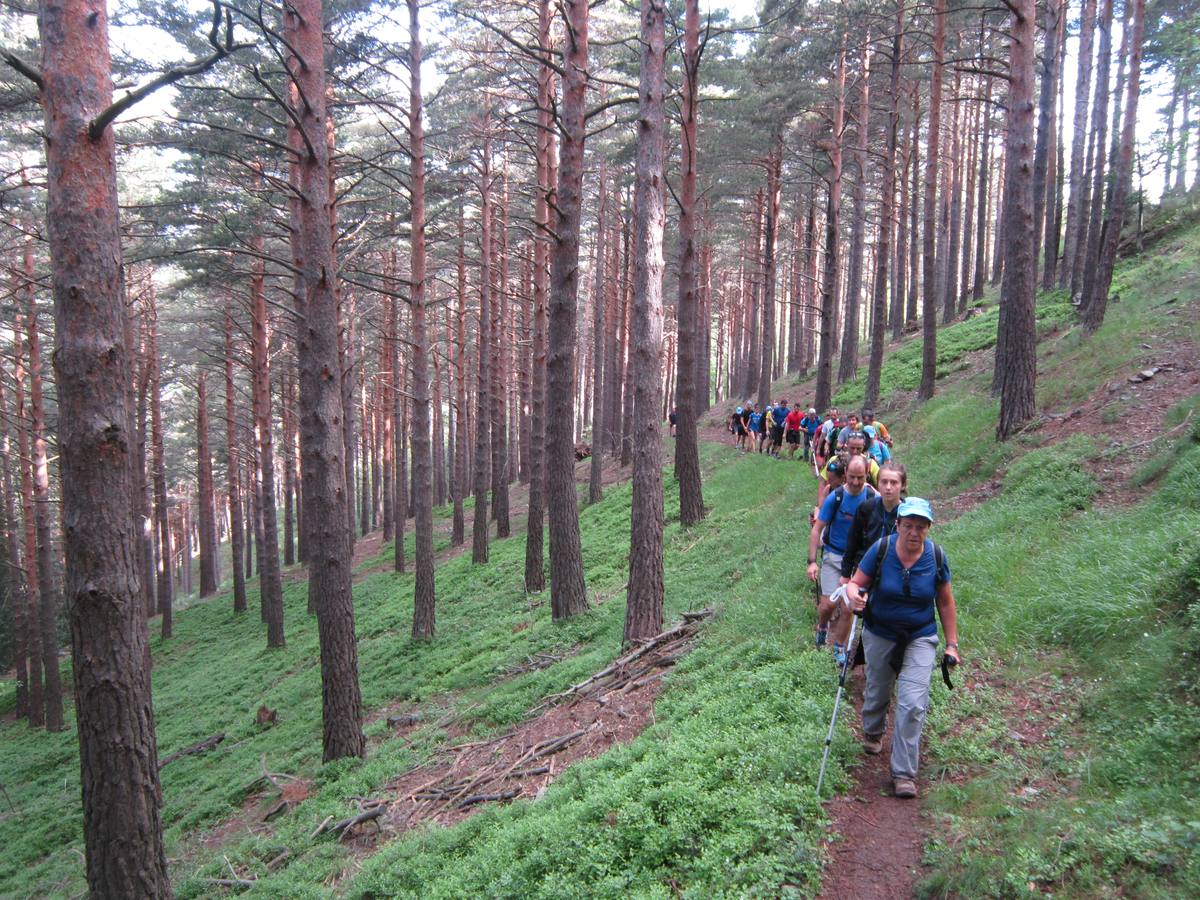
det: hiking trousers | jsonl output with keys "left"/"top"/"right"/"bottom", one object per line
{"left": 860, "top": 629, "right": 938, "bottom": 780}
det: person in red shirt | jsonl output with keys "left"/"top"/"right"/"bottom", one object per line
{"left": 784, "top": 406, "right": 805, "bottom": 459}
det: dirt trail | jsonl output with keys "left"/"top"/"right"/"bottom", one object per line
{"left": 816, "top": 674, "right": 925, "bottom": 900}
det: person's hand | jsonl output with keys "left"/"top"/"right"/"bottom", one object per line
{"left": 944, "top": 642, "right": 961, "bottom": 665}
{"left": 846, "top": 583, "right": 866, "bottom": 613}
{"left": 806, "top": 562, "right": 819, "bottom": 583}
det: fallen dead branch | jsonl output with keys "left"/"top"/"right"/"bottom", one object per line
{"left": 535, "top": 608, "right": 712, "bottom": 711}
{"left": 314, "top": 802, "right": 387, "bottom": 841}
{"left": 158, "top": 733, "right": 225, "bottom": 770}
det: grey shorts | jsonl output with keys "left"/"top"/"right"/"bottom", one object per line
{"left": 819, "top": 550, "right": 844, "bottom": 597}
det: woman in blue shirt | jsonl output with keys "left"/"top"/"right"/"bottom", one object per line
{"left": 844, "top": 497, "right": 960, "bottom": 799}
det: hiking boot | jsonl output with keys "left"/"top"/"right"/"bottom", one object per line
{"left": 833, "top": 643, "right": 848, "bottom": 667}
{"left": 863, "top": 734, "right": 883, "bottom": 755}
{"left": 893, "top": 778, "right": 918, "bottom": 799}
{"left": 815, "top": 627, "right": 828, "bottom": 648}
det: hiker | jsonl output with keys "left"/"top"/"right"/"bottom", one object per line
{"left": 799, "top": 407, "right": 821, "bottom": 462}
{"left": 840, "top": 461, "right": 905, "bottom": 580}
{"left": 668, "top": 408, "right": 677, "bottom": 436}
{"left": 863, "top": 425, "right": 892, "bottom": 464}
{"left": 731, "top": 407, "right": 745, "bottom": 447}
{"left": 814, "top": 412, "right": 838, "bottom": 465}
{"left": 807, "top": 455, "right": 877, "bottom": 666}
{"left": 817, "top": 433, "right": 880, "bottom": 507}
{"left": 770, "top": 399, "right": 788, "bottom": 457}
{"left": 863, "top": 409, "right": 892, "bottom": 448}
{"left": 836, "top": 413, "right": 861, "bottom": 449}
{"left": 748, "top": 404, "right": 765, "bottom": 452}
{"left": 784, "top": 404, "right": 805, "bottom": 459}
{"left": 844, "top": 497, "right": 960, "bottom": 799}
{"left": 738, "top": 405, "right": 751, "bottom": 450}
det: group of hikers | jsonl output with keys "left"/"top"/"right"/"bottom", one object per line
{"left": 726, "top": 401, "right": 962, "bottom": 800}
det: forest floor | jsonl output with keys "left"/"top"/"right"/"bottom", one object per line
{"left": 2, "top": 221, "right": 1199, "bottom": 899}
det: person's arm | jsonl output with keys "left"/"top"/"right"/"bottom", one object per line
{"left": 935, "top": 581, "right": 960, "bottom": 663}
{"left": 806, "top": 515, "right": 826, "bottom": 582}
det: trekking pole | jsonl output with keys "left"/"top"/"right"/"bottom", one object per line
{"left": 816, "top": 585, "right": 859, "bottom": 796}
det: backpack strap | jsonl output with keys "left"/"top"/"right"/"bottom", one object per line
{"left": 933, "top": 542, "right": 948, "bottom": 585}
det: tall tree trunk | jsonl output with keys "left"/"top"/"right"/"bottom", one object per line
{"left": 839, "top": 40, "right": 870, "bottom": 384}
{"left": 282, "top": 364, "right": 298, "bottom": 566}
{"left": 1082, "top": 0, "right": 1144, "bottom": 332}
{"left": 408, "top": 0, "right": 437, "bottom": 641}
{"left": 394, "top": 350, "right": 407, "bottom": 574}
{"left": 133, "top": 303, "right": 155, "bottom": 618}
{"left": 996, "top": 0, "right": 1039, "bottom": 439}
{"left": 759, "top": 142, "right": 782, "bottom": 404}
{"left": 1031, "top": 0, "right": 1061, "bottom": 288}
{"left": 380, "top": 287, "right": 395, "bottom": 544}
{"left": 942, "top": 70, "right": 962, "bottom": 322}
{"left": 973, "top": 77, "right": 993, "bottom": 301}
{"left": 452, "top": 211, "right": 468, "bottom": 547}
{"left": 919, "top": 0, "right": 945, "bottom": 401}
{"left": 24, "top": 251, "right": 64, "bottom": 729}
{"left": 251, "top": 244, "right": 285, "bottom": 647}
{"left": 545, "top": 0, "right": 590, "bottom": 619}
{"left": 674, "top": 0, "right": 705, "bottom": 527}
{"left": 866, "top": 3, "right": 904, "bottom": 409}
{"left": 626, "top": 0, "right": 666, "bottom": 645}
{"left": 525, "top": 0, "right": 553, "bottom": 592}
{"left": 588, "top": 169, "right": 608, "bottom": 504}
{"left": 13, "top": 315, "right": 43, "bottom": 725}
{"left": 906, "top": 90, "right": 922, "bottom": 325}
{"left": 224, "top": 297, "right": 248, "bottom": 612}
{"left": 958, "top": 91, "right": 979, "bottom": 313}
{"left": 196, "top": 374, "right": 220, "bottom": 598}
{"left": 1078, "top": 0, "right": 1115, "bottom": 307}
{"left": 490, "top": 163, "right": 511, "bottom": 537}
{"left": 287, "top": 0, "right": 365, "bottom": 761}
{"left": 814, "top": 46, "right": 846, "bottom": 413}
{"left": 472, "top": 123, "right": 493, "bottom": 565}
{"left": 37, "top": 1, "right": 172, "bottom": 888}
{"left": 1060, "top": 0, "right": 1097, "bottom": 290}
{"left": 0, "top": 367, "right": 30, "bottom": 719}
{"left": 148, "top": 295, "right": 173, "bottom": 638}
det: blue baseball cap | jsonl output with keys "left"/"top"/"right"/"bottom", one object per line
{"left": 897, "top": 497, "right": 934, "bottom": 523}
{"left": 735, "top": 406, "right": 742, "bottom": 414}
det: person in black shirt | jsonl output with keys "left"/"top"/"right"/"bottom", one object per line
{"left": 840, "top": 462, "right": 906, "bottom": 581}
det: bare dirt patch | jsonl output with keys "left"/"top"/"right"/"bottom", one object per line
{"left": 315, "top": 612, "right": 710, "bottom": 859}
{"left": 818, "top": 668, "right": 927, "bottom": 900}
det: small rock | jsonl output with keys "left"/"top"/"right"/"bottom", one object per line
{"left": 1141, "top": 343, "right": 1152, "bottom": 350}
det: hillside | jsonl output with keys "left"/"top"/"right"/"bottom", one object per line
{"left": 2, "top": 220, "right": 1198, "bottom": 898}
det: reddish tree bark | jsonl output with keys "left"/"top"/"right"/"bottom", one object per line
{"left": 491, "top": 163, "right": 511, "bottom": 537}
{"left": 196, "top": 374, "right": 220, "bottom": 598}
{"left": 759, "top": 142, "right": 782, "bottom": 403}
{"left": 1078, "top": 0, "right": 1115, "bottom": 308}
{"left": 1060, "top": 0, "right": 1097, "bottom": 291}
{"left": 918, "top": 0, "right": 945, "bottom": 401}
{"left": 0, "top": 358, "right": 30, "bottom": 719}
{"left": 224, "top": 295, "right": 248, "bottom": 612}
{"left": 15, "top": 314, "right": 44, "bottom": 727}
{"left": 546, "top": 0, "right": 590, "bottom": 619}
{"left": 250, "top": 240, "right": 285, "bottom": 647}
{"left": 973, "top": 77, "right": 993, "bottom": 302}
{"left": 674, "top": 0, "right": 705, "bottom": 527}
{"left": 147, "top": 291, "right": 173, "bottom": 638}
{"left": 1082, "top": 0, "right": 1145, "bottom": 332}
{"left": 472, "top": 121, "right": 493, "bottom": 566}
{"left": 866, "top": 2, "right": 904, "bottom": 410}
{"left": 813, "top": 45, "right": 846, "bottom": 413}
{"left": 524, "top": 0, "right": 554, "bottom": 593}
{"left": 839, "top": 40, "right": 870, "bottom": 384}
{"left": 407, "top": 0, "right": 437, "bottom": 641}
{"left": 36, "top": 0, "right": 172, "bottom": 889}
{"left": 286, "top": 0, "right": 366, "bottom": 760}
{"left": 588, "top": 165, "right": 608, "bottom": 505}
{"left": 453, "top": 210, "right": 468, "bottom": 548}
{"left": 995, "top": 0, "right": 1038, "bottom": 439}
{"left": 625, "top": 0, "right": 667, "bottom": 645}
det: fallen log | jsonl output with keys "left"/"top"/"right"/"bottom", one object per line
{"left": 457, "top": 790, "right": 519, "bottom": 809}
{"left": 158, "top": 733, "right": 225, "bottom": 770}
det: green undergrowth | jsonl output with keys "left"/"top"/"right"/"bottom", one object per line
{"left": 0, "top": 441, "right": 865, "bottom": 899}
{"left": 3, "top": 223, "right": 1199, "bottom": 898}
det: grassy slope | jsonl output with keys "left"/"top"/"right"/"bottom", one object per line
{"left": 1, "top": 221, "right": 1198, "bottom": 898}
